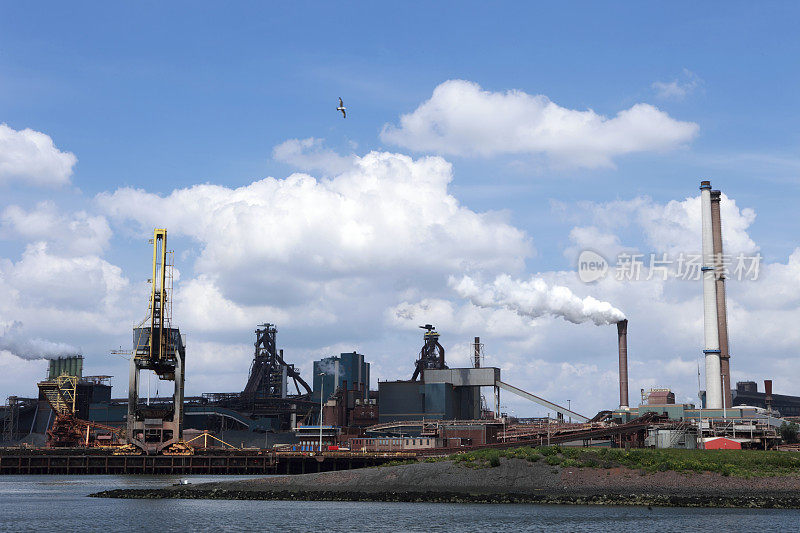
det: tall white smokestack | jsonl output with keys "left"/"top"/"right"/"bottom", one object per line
{"left": 700, "top": 180, "right": 722, "bottom": 409}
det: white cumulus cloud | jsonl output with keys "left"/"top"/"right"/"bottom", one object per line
{"left": 0, "top": 123, "right": 77, "bottom": 186}
{"left": 1, "top": 201, "right": 112, "bottom": 256}
{"left": 380, "top": 80, "right": 699, "bottom": 168}
{"left": 97, "top": 150, "right": 532, "bottom": 331}
{"left": 2, "top": 242, "right": 129, "bottom": 312}
{"left": 564, "top": 192, "right": 758, "bottom": 258}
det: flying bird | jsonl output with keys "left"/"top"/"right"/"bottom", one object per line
{"left": 337, "top": 97, "right": 346, "bottom": 118}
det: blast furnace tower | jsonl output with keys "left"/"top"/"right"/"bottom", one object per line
{"left": 411, "top": 324, "right": 447, "bottom": 381}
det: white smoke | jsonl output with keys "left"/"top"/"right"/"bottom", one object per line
{"left": 0, "top": 321, "right": 80, "bottom": 360}
{"left": 316, "top": 358, "right": 338, "bottom": 375}
{"left": 450, "top": 274, "right": 626, "bottom": 326}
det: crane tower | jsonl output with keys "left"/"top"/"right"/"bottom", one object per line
{"left": 127, "top": 228, "right": 186, "bottom": 454}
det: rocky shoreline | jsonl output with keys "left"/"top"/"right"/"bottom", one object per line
{"left": 89, "top": 458, "right": 800, "bottom": 509}
{"left": 90, "top": 488, "right": 800, "bottom": 508}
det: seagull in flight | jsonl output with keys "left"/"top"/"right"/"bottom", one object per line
{"left": 337, "top": 97, "right": 346, "bottom": 118}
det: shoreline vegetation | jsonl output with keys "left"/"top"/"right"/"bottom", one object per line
{"left": 90, "top": 446, "right": 800, "bottom": 508}
{"left": 440, "top": 446, "right": 800, "bottom": 477}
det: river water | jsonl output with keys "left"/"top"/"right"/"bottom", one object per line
{"left": 1, "top": 475, "right": 799, "bottom": 532}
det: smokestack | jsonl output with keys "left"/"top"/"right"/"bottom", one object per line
{"left": 764, "top": 379, "right": 773, "bottom": 412}
{"left": 473, "top": 337, "right": 481, "bottom": 368}
{"left": 617, "top": 319, "right": 629, "bottom": 408}
{"left": 700, "top": 180, "right": 723, "bottom": 409}
{"left": 710, "top": 190, "right": 732, "bottom": 409}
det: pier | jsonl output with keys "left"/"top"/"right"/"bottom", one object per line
{"left": 0, "top": 449, "right": 411, "bottom": 475}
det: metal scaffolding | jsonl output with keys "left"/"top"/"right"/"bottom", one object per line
{"left": 1, "top": 397, "right": 19, "bottom": 442}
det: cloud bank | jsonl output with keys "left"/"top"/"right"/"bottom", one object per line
{"left": 381, "top": 80, "right": 699, "bottom": 168}
{"left": 97, "top": 151, "right": 532, "bottom": 330}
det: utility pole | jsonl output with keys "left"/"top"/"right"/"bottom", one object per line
{"left": 697, "top": 359, "right": 704, "bottom": 449}
{"left": 547, "top": 413, "right": 551, "bottom": 446}
{"left": 501, "top": 405, "right": 506, "bottom": 441}
{"left": 318, "top": 373, "right": 326, "bottom": 453}
{"left": 721, "top": 374, "right": 727, "bottom": 419}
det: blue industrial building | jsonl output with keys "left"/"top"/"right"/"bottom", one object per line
{"left": 312, "top": 352, "right": 370, "bottom": 403}
{"left": 377, "top": 375, "right": 489, "bottom": 423}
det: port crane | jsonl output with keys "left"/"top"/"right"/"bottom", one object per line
{"left": 127, "top": 228, "right": 187, "bottom": 454}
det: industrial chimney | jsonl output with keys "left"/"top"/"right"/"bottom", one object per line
{"left": 700, "top": 180, "right": 723, "bottom": 409}
{"left": 617, "top": 319, "right": 629, "bottom": 409}
{"left": 765, "top": 379, "right": 773, "bottom": 413}
{"left": 710, "top": 189, "right": 732, "bottom": 409}
{"left": 473, "top": 337, "right": 482, "bottom": 368}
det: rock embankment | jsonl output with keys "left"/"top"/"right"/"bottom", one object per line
{"left": 90, "top": 458, "right": 800, "bottom": 508}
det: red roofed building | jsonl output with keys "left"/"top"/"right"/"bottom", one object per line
{"left": 704, "top": 437, "right": 742, "bottom": 450}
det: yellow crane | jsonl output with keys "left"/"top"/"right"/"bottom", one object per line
{"left": 127, "top": 228, "right": 188, "bottom": 454}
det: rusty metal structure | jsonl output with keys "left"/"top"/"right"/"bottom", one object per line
{"left": 243, "top": 323, "right": 311, "bottom": 399}
{"left": 765, "top": 379, "right": 773, "bottom": 412}
{"left": 127, "top": 229, "right": 187, "bottom": 454}
{"left": 37, "top": 367, "right": 123, "bottom": 448}
{"left": 194, "top": 322, "right": 316, "bottom": 431}
{"left": 472, "top": 336, "right": 483, "bottom": 368}
{"left": 0, "top": 448, "right": 403, "bottom": 475}
{"left": 39, "top": 374, "right": 78, "bottom": 418}
{"left": 411, "top": 324, "right": 447, "bottom": 381}
{"left": 1, "top": 397, "right": 20, "bottom": 442}
{"left": 46, "top": 414, "right": 125, "bottom": 448}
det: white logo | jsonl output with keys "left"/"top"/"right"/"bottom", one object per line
{"left": 578, "top": 250, "right": 608, "bottom": 283}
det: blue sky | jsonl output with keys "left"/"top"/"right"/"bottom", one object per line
{"left": 1, "top": 3, "right": 799, "bottom": 415}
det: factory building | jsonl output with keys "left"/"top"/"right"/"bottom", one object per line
{"left": 733, "top": 381, "right": 800, "bottom": 418}
{"left": 38, "top": 356, "right": 112, "bottom": 427}
{"left": 312, "top": 352, "right": 370, "bottom": 403}
{"left": 378, "top": 368, "right": 499, "bottom": 423}
{"left": 377, "top": 327, "right": 500, "bottom": 423}
{"left": 378, "top": 381, "right": 464, "bottom": 422}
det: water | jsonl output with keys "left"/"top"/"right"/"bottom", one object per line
{"left": 1, "top": 475, "right": 799, "bottom": 532}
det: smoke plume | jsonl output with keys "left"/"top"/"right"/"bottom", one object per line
{"left": 450, "top": 274, "right": 626, "bottom": 326}
{"left": 0, "top": 321, "right": 80, "bottom": 360}
{"left": 316, "top": 358, "right": 338, "bottom": 375}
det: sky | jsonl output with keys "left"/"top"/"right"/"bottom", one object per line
{"left": 1, "top": 2, "right": 799, "bottom": 417}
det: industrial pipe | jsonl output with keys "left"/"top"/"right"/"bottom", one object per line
{"left": 701, "top": 181, "right": 722, "bottom": 409}
{"left": 617, "top": 319, "right": 629, "bottom": 408}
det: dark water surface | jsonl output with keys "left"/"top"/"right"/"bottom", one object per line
{"left": 2, "top": 475, "right": 799, "bottom": 532}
